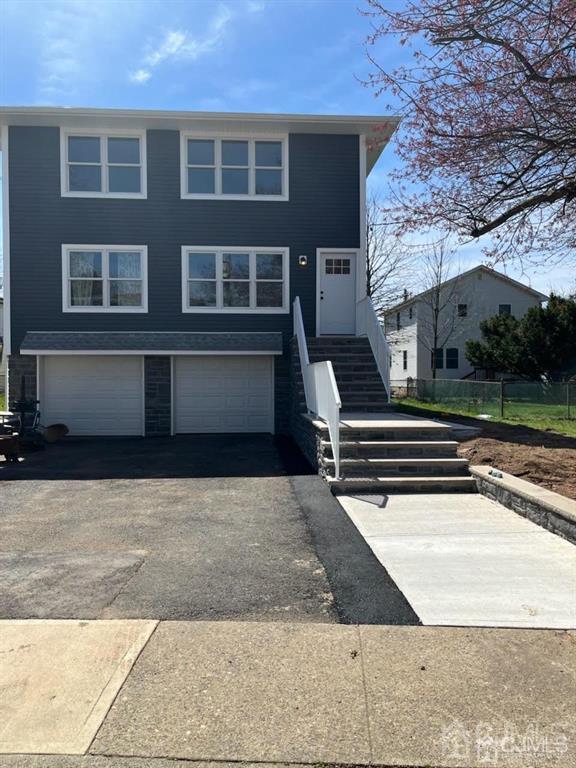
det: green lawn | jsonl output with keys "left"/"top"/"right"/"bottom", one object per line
{"left": 0, "top": 393, "right": 4, "bottom": 411}
{"left": 395, "top": 398, "right": 576, "bottom": 438}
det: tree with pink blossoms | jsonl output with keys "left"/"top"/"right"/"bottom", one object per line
{"left": 363, "top": 0, "right": 576, "bottom": 267}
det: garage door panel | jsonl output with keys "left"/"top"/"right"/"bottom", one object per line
{"left": 175, "top": 356, "right": 273, "bottom": 434}
{"left": 42, "top": 356, "right": 143, "bottom": 436}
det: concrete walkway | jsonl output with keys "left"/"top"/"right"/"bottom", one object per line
{"left": 338, "top": 493, "right": 576, "bottom": 628}
{"left": 1, "top": 620, "right": 575, "bottom": 767}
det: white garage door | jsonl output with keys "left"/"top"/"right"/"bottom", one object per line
{"left": 174, "top": 356, "right": 274, "bottom": 433}
{"left": 41, "top": 355, "right": 143, "bottom": 436}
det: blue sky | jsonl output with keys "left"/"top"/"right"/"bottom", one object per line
{"left": 0, "top": 0, "right": 571, "bottom": 295}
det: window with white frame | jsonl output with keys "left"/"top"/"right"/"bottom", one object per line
{"left": 182, "top": 247, "right": 289, "bottom": 312}
{"left": 62, "top": 245, "right": 147, "bottom": 312}
{"left": 182, "top": 136, "right": 287, "bottom": 199}
{"left": 61, "top": 132, "right": 146, "bottom": 197}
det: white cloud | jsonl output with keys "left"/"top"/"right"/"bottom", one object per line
{"left": 246, "top": 0, "right": 266, "bottom": 12}
{"left": 131, "top": 5, "right": 234, "bottom": 85}
{"left": 129, "top": 68, "right": 152, "bottom": 85}
{"left": 34, "top": 0, "right": 136, "bottom": 103}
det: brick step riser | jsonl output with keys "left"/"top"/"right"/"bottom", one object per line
{"left": 307, "top": 352, "right": 373, "bottom": 358}
{"left": 315, "top": 428, "right": 453, "bottom": 441}
{"left": 308, "top": 356, "right": 376, "bottom": 363}
{"left": 324, "top": 466, "right": 470, "bottom": 479}
{"left": 293, "top": 362, "right": 379, "bottom": 370}
{"left": 306, "top": 336, "right": 371, "bottom": 349}
{"left": 322, "top": 445, "right": 460, "bottom": 459}
{"left": 292, "top": 365, "right": 382, "bottom": 381}
{"left": 329, "top": 481, "right": 476, "bottom": 494}
{"left": 295, "top": 384, "right": 388, "bottom": 394}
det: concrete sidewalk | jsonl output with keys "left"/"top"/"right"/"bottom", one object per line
{"left": 338, "top": 493, "right": 576, "bottom": 628}
{"left": 1, "top": 620, "right": 575, "bottom": 768}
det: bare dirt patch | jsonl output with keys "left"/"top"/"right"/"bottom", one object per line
{"left": 455, "top": 419, "right": 576, "bottom": 501}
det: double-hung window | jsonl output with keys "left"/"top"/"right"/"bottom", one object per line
{"left": 61, "top": 131, "right": 146, "bottom": 197}
{"left": 62, "top": 245, "right": 148, "bottom": 312}
{"left": 182, "top": 247, "right": 289, "bottom": 313}
{"left": 181, "top": 135, "right": 287, "bottom": 199}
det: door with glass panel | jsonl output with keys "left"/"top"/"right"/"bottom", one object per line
{"left": 318, "top": 251, "right": 356, "bottom": 334}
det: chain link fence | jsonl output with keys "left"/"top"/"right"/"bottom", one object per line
{"left": 391, "top": 378, "right": 575, "bottom": 420}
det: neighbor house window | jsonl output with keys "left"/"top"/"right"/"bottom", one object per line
{"left": 499, "top": 303, "right": 512, "bottom": 316}
{"left": 408, "top": 306, "right": 413, "bottom": 320}
{"left": 181, "top": 135, "right": 287, "bottom": 199}
{"left": 431, "top": 348, "right": 444, "bottom": 369}
{"left": 62, "top": 245, "right": 147, "bottom": 312}
{"left": 458, "top": 303, "right": 468, "bottom": 317}
{"left": 396, "top": 312, "right": 401, "bottom": 331}
{"left": 402, "top": 350, "right": 408, "bottom": 370}
{"left": 61, "top": 131, "right": 146, "bottom": 198}
{"left": 446, "top": 348, "right": 459, "bottom": 369}
{"left": 182, "top": 247, "right": 289, "bottom": 313}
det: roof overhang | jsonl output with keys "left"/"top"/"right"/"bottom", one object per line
{"left": 0, "top": 106, "right": 399, "bottom": 176}
{"left": 20, "top": 331, "right": 283, "bottom": 355}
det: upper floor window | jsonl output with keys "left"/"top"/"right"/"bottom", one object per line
{"left": 61, "top": 131, "right": 147, "bottom": 198}
{"left": 408, "top": 306, "right": 413, "bottom": 320}
{"left": 499, "top": 303, "right": 512, "bottom": 316}
{"left": 446, "top": 347, "right": 459, "bottom": 369}
{"left": 396, "top": 312, "right": 401, "bottom": 331}
{"left": 62, "top": 245, "right": 148, "bottom": 312}
{"left": 180, "top": 135, "right": 288, "bottom": 200}
{"left": 181, "top": 246, "right": 289, "bottom": 313}
{"left": 457, "top": 303, "right": 468, "bottom": 317}
{"left": 431, "top": 347, "right": 444, "bottom": 370}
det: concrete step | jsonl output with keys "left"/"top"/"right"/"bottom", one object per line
{"left": 329, "top": 373, "right": 385, "bottom": 383}
{"left": 322, "top": 440, "right": 460, "bottom": 459}
{"left": 320, "top": 427, "right": 452, "bottom": 441}
{"left": 339, "top": 403, "right": 392, "bottom": 413}
{"left": 308, "top": 349, "right": 374, "bottom": 361}
{"left": 296, "top": 382, "right": 387, "bottom": 393}
{"left": 328, "top": 476, "right": 477, "bottom": 494}
{"left": 340, "top": 391, "right": 390, "bottom": 402}
{"left": 339, "top": 400, "right": 390, "bottom": 409}
{"left": 293, "top": 362, "right": 379, "bottom": 373}
{"left": 306, "top": 337, "right": 371, "bottom": 345}
{"left": 324, "top": 457, "right": 470, "bottom": 478}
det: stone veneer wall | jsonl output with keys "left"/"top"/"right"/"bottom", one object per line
{"left": 7, "top": 354, "right": 37, "bottom": 406}
{"left": 473, "top": 470, "right": 576, "bottom": 545}
{"left": 144, "top": 356, "right": 171, "bottom": 436}
{"left": 288, "top": 338, "right": 323, "bottom": 474}
{"left": 274, "top": 351, "right": 290, "bottom": 435}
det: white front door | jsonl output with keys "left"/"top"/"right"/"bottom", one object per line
{"left": 318, "top": 251, "right": 357, "bottom": 334}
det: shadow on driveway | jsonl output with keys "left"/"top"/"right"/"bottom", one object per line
{"left": 0, "top": 434, "right": 314, "bottom": 481}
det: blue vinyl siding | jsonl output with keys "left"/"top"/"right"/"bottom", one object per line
{"left": 8, "top": 126, "right": 360, "bottom": 351}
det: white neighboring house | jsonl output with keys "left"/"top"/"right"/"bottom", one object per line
{"left": 383, "top": 265, "right": 547, "bottom": 381}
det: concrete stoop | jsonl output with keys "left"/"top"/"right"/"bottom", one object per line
{"left": 290, "top": 336, "right": 475, "bottom": 493}
{"left": 304, "top": 413, "right": 476, "bottom": 494}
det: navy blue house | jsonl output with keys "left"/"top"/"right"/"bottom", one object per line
{"left": 0, "top": 107, "right": 397, "bottom": 436}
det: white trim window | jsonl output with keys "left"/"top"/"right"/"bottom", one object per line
{"left": 61, "top": 130, "right": 147, "bottom": 198}
{"left": 180, "top": 134, "right": 288, "bottom": 200}
{"left": 62, "top": 245, "right": 148, "bottom": 313}
{"left": 182, "top": 246, "right": 289, "bottom": 313}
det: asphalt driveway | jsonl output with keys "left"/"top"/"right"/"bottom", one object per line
{"left": 0, "top": 435, "right": 418, "bottom": 625}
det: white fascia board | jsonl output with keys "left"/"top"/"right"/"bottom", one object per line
{"left": 0, "top": 107, "right": 400, "bottom": 175}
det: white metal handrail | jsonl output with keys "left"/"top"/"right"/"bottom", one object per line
{"left": 357, "top": 295, "right": 391, "bottom": 402}
{"left": 293, "top": 297, "right": 342, "bottom": 479}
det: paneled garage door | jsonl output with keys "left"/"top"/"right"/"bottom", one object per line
{"left": 41, "top": 355, "right": 144, "bottom": 436}
{"left": 174, "top": 356, "right": 274, "bottom": 433}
